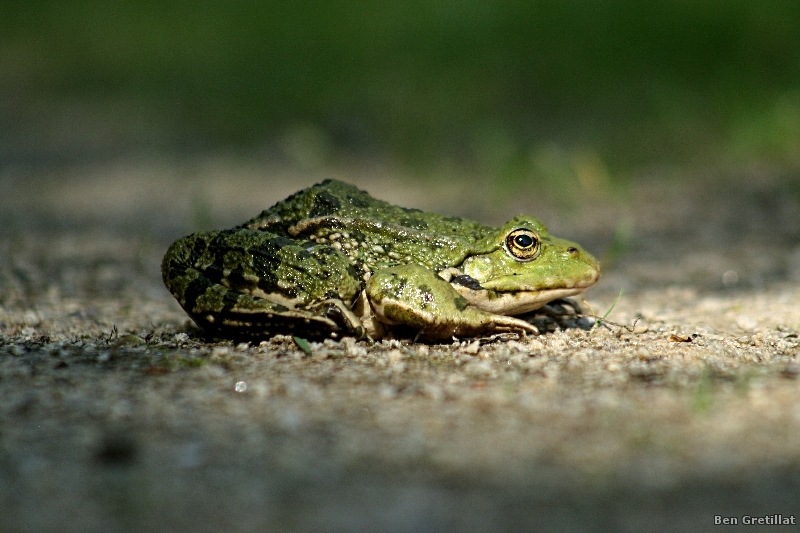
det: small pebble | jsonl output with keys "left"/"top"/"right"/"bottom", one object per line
{"left": 462, "top": 340, "right": 481, "bottom": 355}
{"left": 737, "top": 316, "right": 758, "bottom": 331}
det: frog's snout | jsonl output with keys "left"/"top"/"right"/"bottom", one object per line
{"left": 565, "top": 245, "right": 601, "bottom": 286}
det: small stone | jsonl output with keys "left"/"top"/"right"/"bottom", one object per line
{"left": 212, "top": 346, "right": 230, "bottom": 357}
{"left": 344, "top": 338, "right": 366, "bottom": 357}
{"left": 116, "top": 335, "right": 145, "bottom": 347}
{"left": 464, "top": 360, "right": 495, "bottom": 378}
{"left": 9, "top": 345, "right": 26, "bottom": 356}
{"left": 22, "top": 312, "right": 40, "bottom": 326}
{"left": 391, "top": 362, "right": 406, "bottom": 374}
{"left": 507, "top": 340, "right": 526, "bottom": 352}
{"left": 737, "top": 316, "right": 758, "bottom": 331}
{"left": 722, "top": 270, "right": 739, "bottom": 286}
{"left": 388, "top": 349, "right": 403, "bottom": 365}
{"left": 422, "top": 384, "right": 444, "bottom": 402}
{"left": 528, "top": 339, "right": 545, "bottom": 351}
{"left": 312, "top": 350, "right": 330, "bottom": 361}
{"left": 379, "top": 384, "right": 396, "bottom": 399}
{"left": 462, "top": 340, "right": 481, "bottom": 355}
{"left": 781, "top": 364, "right": 800, "bottom": 378}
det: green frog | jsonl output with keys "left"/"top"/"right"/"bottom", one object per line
{"left": 162, "top": 179, "right": 600, "bottom": 340}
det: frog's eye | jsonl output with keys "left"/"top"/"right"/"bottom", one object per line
{"left": 505, "top": 228, "right": 541, "bottom": 261}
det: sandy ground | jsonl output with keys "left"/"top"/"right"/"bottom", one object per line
{"left": 1, "top": 160, "right": 800, "bottom": 532}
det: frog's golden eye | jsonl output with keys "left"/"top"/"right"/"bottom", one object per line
{"left": 505, "top": 228, "right": 541, "bottom": 261}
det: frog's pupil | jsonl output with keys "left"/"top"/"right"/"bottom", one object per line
{"left": 515, "top": 234, "right": 534, "bottom": 248}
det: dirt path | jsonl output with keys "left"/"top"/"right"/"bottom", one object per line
{"left": 1, "top": 162, "right": 799, "bottom": 532}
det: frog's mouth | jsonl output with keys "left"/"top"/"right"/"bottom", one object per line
{"left": 449, "top": 273, "right": 599, "bottom": 315}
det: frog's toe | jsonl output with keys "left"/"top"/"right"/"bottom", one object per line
{"left": 423, "top": 311, "right": 539, "bottom": 339}
{"left": 480, "top": 314, "right": 539, "bottom": 336}
{"left": 306, "top": 298, "right": 366, "bottom": 339}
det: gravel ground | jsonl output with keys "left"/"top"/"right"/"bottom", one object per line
{"left": 1, "top": 161, "right": 800, "bottom": 532}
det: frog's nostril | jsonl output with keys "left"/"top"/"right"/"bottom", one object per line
{"left": 567, "top": 247, "right": 578, "bottom": 254}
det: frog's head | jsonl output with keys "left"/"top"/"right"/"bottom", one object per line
{"left": 454, "top": 215, "right": 600, "bottom": 315}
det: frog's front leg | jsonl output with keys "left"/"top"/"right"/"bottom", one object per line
{"left": 162, "top": 230, "right": 364, "bottom": 339}
{"left": 365, "top": 264, "right": 538, "bottom": 340}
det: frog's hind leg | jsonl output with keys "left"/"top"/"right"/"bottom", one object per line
{"left": 161, "top": 232, "right": 360, "bottom": 339}
{"left": 183, "top": 282, "right": 352, "bottom": 339}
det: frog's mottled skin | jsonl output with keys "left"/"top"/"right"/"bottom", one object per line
{"left": 162, "top": 179, "right": 600, "bottom": 340}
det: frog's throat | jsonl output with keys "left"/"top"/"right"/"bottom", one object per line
{"left": 452, "top": 286, "right": 588, "bottom": 315}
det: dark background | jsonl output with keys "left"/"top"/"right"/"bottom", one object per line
{"left": 2, "top": 0, "right": 799, "bottom": 182}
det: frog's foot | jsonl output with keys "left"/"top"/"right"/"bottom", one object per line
{"left": 517, "top": 297, "right": 595, "bottom": 334}
{"left": 538, "top": 297, "right": 587, "bottom": 316}
{"left": 365, "top": 264, "right": 538, "bottom": 340}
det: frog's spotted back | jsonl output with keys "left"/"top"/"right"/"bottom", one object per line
{"left": 162, "top": 179, "right": 599, "bottom": 341}
{"left": 244, "top": 179, "right": 492, "bottom": 242}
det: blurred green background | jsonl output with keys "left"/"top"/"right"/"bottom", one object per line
{"left": 2, "top": 0, "right": 800, "bottom": 180}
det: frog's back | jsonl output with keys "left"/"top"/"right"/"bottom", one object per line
{"left": 244, "top": 179, "right": 493, "bottom": 241}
